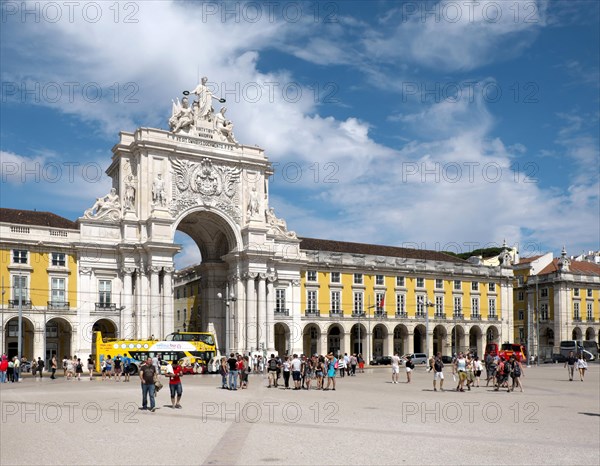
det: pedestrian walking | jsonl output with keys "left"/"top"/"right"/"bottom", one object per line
{"left": 166, "top": 359, "right": 183, "bottom": 408}
{"left": 282, "top": 356, "right": 291, "bottom": 389}
{"left": 323, "top": 353, "right": 337, "bottom": 391}
{"left": 432, "top": 352, "right": 444, "bottom": 391}
{"left": 576, "top": 353, "right": 588, "bottom": 381}
{"left": 391, "top": 352, "right": 401, "bottom": 384}
{"left": 50, "top": 356, "right": 57, "bottom": 379}
{"left": 139, "top": 357, "right": 157, "bottom": 412}
{"left": 564, "top": 351, "right": 577, "bottom": 381}
{"left": 87, "top": 354, "right": 95, "bottom": 380}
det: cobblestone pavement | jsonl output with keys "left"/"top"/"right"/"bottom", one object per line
{"left": 1, "top": 364, "right": 598, "bottom": 465}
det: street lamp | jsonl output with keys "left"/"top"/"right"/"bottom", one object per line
{"left": 217, "top": 289, "right": 237, "bottom": 356}
{"left": 418, "top": 296, "right": 434, "bottom": 357}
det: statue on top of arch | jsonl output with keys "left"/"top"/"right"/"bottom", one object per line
{"left": 169, "top": 76, "right": 238, "bottom": 145}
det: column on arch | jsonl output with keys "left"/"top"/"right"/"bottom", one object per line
{"left": 245, "top": 272, "right": 257, "bottom": 352}
{"left": 149, "top": 266, "right": 161, "bottom": 339}
{"left": 121, "top": 267, "right": 134, "bottom": 339}
{"left": 257, "top": 274, "right": 267, "bottom": 351}
{"left": 233, "top": 276, "right": 245, "bottom": 353}
{"left": 137, "top": 267, "right": 149, "bottom": 339}
{"left": 386, "top": 326, "right": 395, "bottom": 356}
{"left": 266, "top": 275, "right": 276, "bottom": 353}
{"left": 162, "top": 267, "right": 174, "bottom": 338}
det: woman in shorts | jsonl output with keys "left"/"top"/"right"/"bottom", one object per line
{"left": 576, "top": 353, "right": 588, "bottom": 381}
{"left": 315, "top": 357, "right": 324, "bottom": 389}
{"left": 303, "top": 358, "right": 314, "bottom": 390}
{"left": 66, "top": 357, "right": 75, "bottom": 380}
{"left": 473, "top": 357, "right": 483, "bottom": 387}
{"left": 75, "top": 358, "right": 84, "bottom": 381}
{"left": 404, "top": 356, "right": 414, "bottom": 383}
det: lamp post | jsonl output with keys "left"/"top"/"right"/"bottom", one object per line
{"left": 418, "top": 296, "right": 434, "bottom": 357}
{"left": 217, "top": 287, "right": 237, "bottom": 356}
{"left": 18, "top": 270, "right": 23, "bottom": 360}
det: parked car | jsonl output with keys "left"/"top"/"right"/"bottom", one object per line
{"left": 370, "top": 356, "right": 392, "bottom": 366}
{"left": 441, "top": 355, "right": 453, "bottom": 364}
{"left": 19, "top": 361, "right": 33, "bottom": 373}
{"left": 402, "top": 353, "right": 428, "bottom": 365}
{"left": 207, "top": 357, "right": 221, "bottom": 374}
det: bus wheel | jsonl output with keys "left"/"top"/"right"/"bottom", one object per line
{"left": 129, "top": 366, "right": 138, "bottom": 376}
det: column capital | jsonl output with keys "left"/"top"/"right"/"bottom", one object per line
{"left": 79, "top": 267, "right": 93, "bottom": 276}
{"left": 163, "top": 266, "right": 175, "bottom": 274}
{"left": 267, "top": 273, "right": 277, "bottom": 283}
{"left": 149, "top": 266, "right": 162, "bottom": 274}
{"left": 258, "top": 272, "right": 268, "bottom": 280}
{"left": 121, "top": 266, "right": 136, "bottom": 275}
{"left": 244, "top": 272, "right": 258, "bottom": 280}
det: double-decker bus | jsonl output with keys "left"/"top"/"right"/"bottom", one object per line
{"left": 93, "top": 331, "right": 217, "bottom": 374}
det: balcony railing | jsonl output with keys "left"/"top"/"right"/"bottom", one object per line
{"left": 573, "top": 316, "right": 582, "bottom": 322}
{"left": 48, "top": 301, "right": 70, "bottom": 310}
{"left": 351, "top": 311, "right": 365, "bottom": 317}
{"left": 8, "top": 299, "right": 31, "bottom": 308}
{"left": 487, "top": 315, "right": 498, "bottom": 321}
{"left": 274, "top": 308, "right": 289, "bottom": 316}
{"left": 395, "top": 311, "right": 408, "bottom": 318}
{"left": 415, "top": 311, "right": 425, "bottom": 318}
{"left": 329, "top": 310, "right": 342, "bottom": 317}
{"left": 453, "top": 313, "right": 465, "bottom": 319}
{"left": 586, "top": 317, "right": 595, "bottom": 322}
{"left": 434, "top": 313, "right": 446, "bottom": 320}
{"left": 305, "top": 309, "right": 320, "bottom": 317}
{"left": 95, "top": 302, "right": 117, "bottom": 311}
{"left": 471, "top": 314, "right": 482, "bottom": 320}
{"left": 374, "top": 311, "right": 388, "bottom": 318}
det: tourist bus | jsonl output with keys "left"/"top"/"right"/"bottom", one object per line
{"left": 93, "top": 331, "right": 218, "bottom": 374}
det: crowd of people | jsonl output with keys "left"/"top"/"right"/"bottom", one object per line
{"left": 215, "top": 352, "right": 366, "bottom": 391}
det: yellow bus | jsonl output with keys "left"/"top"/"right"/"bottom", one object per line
{"left": 93, "top": 331, "right": 217, "bottom": 375}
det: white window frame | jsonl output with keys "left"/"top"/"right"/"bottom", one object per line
{"left": 307, "top": 290, "right": 317, "bottom": 312}
{"left": 98, "top": 280, "right": 112, "bottom": 305}
{"left": 454, "top": 280, "right": 461, "bottom": 291}
{"left": 330, "top": 272, "right": 341, "bottom": 284}
{"left": 396, "top": 276, "right": 405, "bottom": 287}
{"left": 353, "top": 291, "right": 363, "bottom": 314}
{"left": 540, "top": 303, "right": 548, "bottom": 320}
{"left": 471, "top": 282, "right": 479, "bottom": 291}
{"left": 573, "top": 288, "right": 579, "bottom": 297}
{"left": 573, "top": 302, "right": 580, "bottom": 319}
{"left": 453, "top": 296, "right": 462, "bottom": 314}
{"left": 435, "top": 279, "right": 443, "bottom": 289}
{"left": 396, "top": 294, "right": 406, "bottom": 314}
{"left": 307, "top": 271, "right": 317, "bottom": 282}
{"left": 12, "top": 275, "right": 28, "bottom": 302}
{"left": 435, "top": 295, "right": 444, "bottom": 316}
{"left": 375, "top": 275, "right": 384, "bottom": 286}
{"left": 517, "top": 291, "right": 524, "bottom": 301}
{"left": 540, "top": 288, "right": 548, "bottom": 298}
{"left": 488, "top": 282, "right": 496, "bottom": 292}
{"left": 12, "top": 249, "right": 28, "bottom": 264}
{"left": 587, "top": 303, "right": 593, "bottom": 320}
{"left": 487, "top": 298, "right": 495, "bottom": 316}
{"left": 50, "top": 277, "right": 66, "bottom": 304}
{"left": 416, "top": 295, "right": 425, "bottom": 316}
{"left": 353, "top": 273, "right": 363, "bottom": 285}
{"left": 416, "top": 277, "right": 425, "bottom": 288}
{"left": 375, "top": 292, "right": 385, "bottom": 313}
{"left": 331, "top": 290, "right": 341, "bottom": 313}
{"left": 276, "top": 289, "right": 286, "bottom": 313}
{"left": 472, "top": 297, "right": 480, "bottom": 316}
{"left": 51, "top": 252, "right": 66, "bottom": 267}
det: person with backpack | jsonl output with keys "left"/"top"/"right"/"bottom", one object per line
{"left": 495, "top": 358, "right": 511, "bottom": 392}
{"left": 323, "top": 353, "right": 337, "bottom": 391}
{"left": 432, "top": 352, "right": 444, "bottom": 391}
{"left": 509, "top": 355, "right": 524, "bottom": 392}
{"left": 267, "top": 354, "right": 279, "bottom": 388}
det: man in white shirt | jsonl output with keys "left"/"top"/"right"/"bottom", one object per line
{"left": 391, "top": 352, "right": 401, "bottom": 384}
{"left": 291, "top": 354, "right": 302, "bottom": 390}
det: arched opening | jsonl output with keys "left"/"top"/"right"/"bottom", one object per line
{"left": 303, "top": 324, "right": 320, "bottom": 357}
{"left": 585, "top": 327, "right": 595, "bottom": 341}
{"left": 393, "top": 325, "right": 408, "bottom": 355}
{"left": 469, "top": 326, "right": 483, "bottom": 357}
{"left": 173, "top": 208, "right": 241, "bottom": 353}
{"left": 413, "top": 324, "right": 426, "bottom": 353}
{"left": 327, "top": 325, "right": 344, "bottom": 356}
{"left": 274, "top": 323, "right": 289, "bottom": 356}
{"left": 4, "top": 317, "right": 34, "bottom": 360}
{"left": 486, "top": 325, "right": 499, "bottom": 345}
{"left": 451, "top": 325, "right": 466, "bottom": 355}
{"left": 433, "top": 325, "right": 447, "bottom": 356}
{"left": 350, "top": 324, "right": 367, "bottom": 356}
{"left": 46, "top": 317, "right": 72, "bottom": 368}
{"left": 372, "top": 324, "right": 388, "bottom": 358}
{"left": 539, "top": 326, "right": 554, "bottom": 361}
{"left": 572, "top": 327, "right": 582, "bottom": 340}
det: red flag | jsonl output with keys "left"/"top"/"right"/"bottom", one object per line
{"left": 378, "top": 296, "right": 385, "bottom": 308}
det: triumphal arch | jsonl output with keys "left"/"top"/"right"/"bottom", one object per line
{"left": 76, "top": 77, "right": 304, "bottom": 355}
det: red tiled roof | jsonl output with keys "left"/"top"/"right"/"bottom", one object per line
{"left": 0, "top": 208, "right": 78, "bottom": 230}
{"left": 299, "top": 237, "right": 468, "bottom": 264}
{"left": 538, "top": 259, "right": 600, "bottom": 277}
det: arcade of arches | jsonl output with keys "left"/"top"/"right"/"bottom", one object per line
{"left": 274, "top": 322, "right": 502, "bottom": 358}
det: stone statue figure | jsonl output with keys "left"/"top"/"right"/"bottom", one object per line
{"left": 124, "top": 175, "right": 136, "bottom": 211}
{"left": 265, "top": 207, "right": 297, "bottom": 239}
{"left": 152, "top": 173, "right": 167, "bottom": 207}
{"left": 84, "top": 188, "right": 121, "bottom": 220}
{"left": 169, "top": 96, "right": 194, "bottom": 133}
{"left": 213, "top": 106, "right": 238, "bottom": 144}
{"left": 191, "top": 76, "right": 221, "bottom": 121}
{"left": 247, "top": 187, "right": 260, "bottom": 218}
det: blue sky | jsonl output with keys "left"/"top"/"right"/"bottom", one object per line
{"left": 1, "top": 0, "right": 598, "bottom": 268}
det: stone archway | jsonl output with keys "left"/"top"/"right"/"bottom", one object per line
{"left": 469, "top": 326, "right": 483, "bottom": 357}
{"left": 4, "top": 316, "right": 34, "bottom": 360}
{"left": 451, "top": 325, "right": 466, "bottom": 355}
{"left": 46, "top": 317, "right": 72, "bottom": 366}
{"left": 572, "top": 327, "right": 582, "bottom": 340}
{"left": 585, "top": 327, "right": 595, "bottom": 341}
{"left": 350, "top": 323, "right": 367, "bottom": 357}
{"left": 274, "top": 323, "right": 290, "bottom": 356}
{"left": 393, "top": 325, "right": 408, "bottom": 355}
{"left": 372, "top": 324, "right": 388, "bottom": 358}
{"left": 433, "top": 325, "right": 448, "bottom": 356}
{"left": 413, "top": 324, "right": 426, "bottom": 353}
{"left": 327, "top": 324, "right": 344, "bottom": 356}
{"left": 486, "top": 325, "right": 499, "bottom": 345}
{"left": 303, "top": 324, "right": 320, "bottom": 357}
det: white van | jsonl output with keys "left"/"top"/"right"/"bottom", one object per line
{"left": 560, "top": 340, "right": 595, "bottom": 361}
